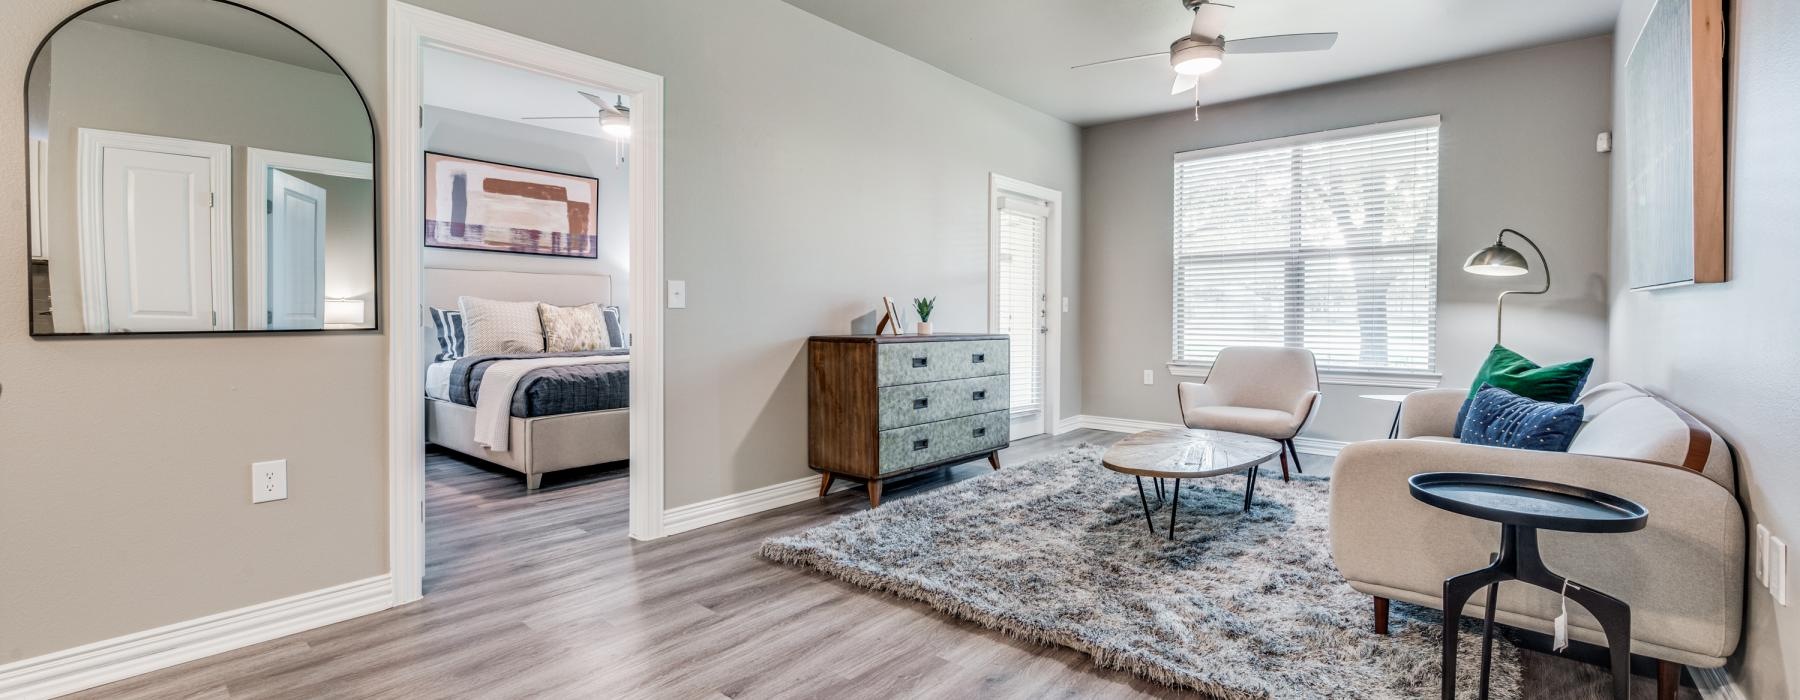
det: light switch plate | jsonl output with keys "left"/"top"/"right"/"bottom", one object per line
{"left": 1756, "top": 524, "right": 1771, "bottom": 585}
{"left": 252, "top": 460, "right": 287, "bottom": 503}
{"left": 1773, "top": 536, "right": 1789, "bottom": 606}
{"left": 1061, "top": 297, "right": 1070, "bottom": 313}
{"left": 667, "top": 280, "right": 687, "bottom": 309}
{"left": 1143, "top": 369, "right": 1155, "bottom": 385}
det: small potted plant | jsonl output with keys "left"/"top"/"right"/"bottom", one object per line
{"left": 913, "top": 297, "right": 936, "bottom": 335}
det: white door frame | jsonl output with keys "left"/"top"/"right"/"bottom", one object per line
{"left": 76, "top": 128, "right": 233, "bottom": 333}
{"left": 386, "top": 1, "right": 667, "bottom": 605}
{"left": 987, "top": 173, "right": 1062, "bottom": 436}
{"left": 244, "top": 148, "right": 373, "bottom": 330}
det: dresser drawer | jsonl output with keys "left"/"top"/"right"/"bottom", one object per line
{"left": 877, "top": 374, "right": 1010, "bottom": 430}
{"left": 877, "top": 410, "right": 1009, "bottom": 474}
{"left": 876, "top": 339, "right": 1008, "bottom": 387}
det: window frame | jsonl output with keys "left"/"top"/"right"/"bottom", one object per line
{"left": 1167, "top": 115, "right": 1443, "bottom": 388}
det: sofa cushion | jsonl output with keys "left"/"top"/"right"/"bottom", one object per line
{"left": 1459, "top": 385, "right": 1584, "bottom": 452}
{"left": 1571, "top": 382, "right": 1734, "bottom": 492}
{"left": 1455, "top": 345, "right": 1594, "bottom": 436}
{"left": 1181, "top": 405, "right": 1302, "bottom": 440}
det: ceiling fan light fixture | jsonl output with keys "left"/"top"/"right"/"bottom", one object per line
{"left": 600, "top": 110, "right": 631, "bottom": 139}
{"left": 1170, "top": 39, "right": 1223, "bottom": 75}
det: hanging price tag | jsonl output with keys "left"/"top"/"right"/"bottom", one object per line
{"left": 1553, "top": 579, "right": 1573, "bottom": 652}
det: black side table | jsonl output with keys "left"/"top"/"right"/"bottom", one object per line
{"left": 1408, "top": 472, "right": 1649, "bottom": 700}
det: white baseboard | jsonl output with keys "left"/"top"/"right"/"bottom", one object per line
{"left": 1689, "top": 665, "right": 1747, "bottom": 700}
{"left": 1057, "top": 415, "right": 1349, "bottom": 458}
{"left": 0, "top": 574, "right": 393, "bottom": 700}
{"left": 662, "top": 473, "right": 855, "bottom": 536}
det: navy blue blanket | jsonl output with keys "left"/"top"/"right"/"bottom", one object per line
{"left": 447, "top": 349, "right": 630, "bottom": 417}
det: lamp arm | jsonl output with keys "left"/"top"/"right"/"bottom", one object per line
{"left": 1493, "top": 228, "right": 1551, "bottom": 345}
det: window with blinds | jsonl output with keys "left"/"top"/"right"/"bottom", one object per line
{"left": 994, "top": 194, "right": 1047, "bottom": 418}
{"left": 1171, "top": 116, "right": 1440, "bottom": 376}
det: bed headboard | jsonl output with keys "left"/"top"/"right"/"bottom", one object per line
{"left": 421, "top": 267, "right": 613, "bottom": 365}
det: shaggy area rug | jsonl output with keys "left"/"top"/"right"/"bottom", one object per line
{"left": 761, "top": 444, "right": 1521, "bottom": 699}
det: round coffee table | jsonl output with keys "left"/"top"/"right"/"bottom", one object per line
{"left": 1408, "top": 472, "right": 1649, "bottom": 700}
{"left": 1101, "top": 428, "right": 1282, "bottom": 539}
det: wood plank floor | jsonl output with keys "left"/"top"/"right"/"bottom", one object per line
{"left": 74, "top": 430, "right": 1695, "bottom": 699}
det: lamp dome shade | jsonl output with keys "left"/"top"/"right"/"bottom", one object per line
{"left": 1463, "top": 243, "right": 1531, "bottom": 276}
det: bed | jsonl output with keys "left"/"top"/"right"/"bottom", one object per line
{"left": 422, "top": 267, "right": 629, "bottom": 489}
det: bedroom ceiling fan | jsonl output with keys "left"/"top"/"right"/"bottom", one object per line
{"left": 523, "top": 90, "right": 631, "bottom": 140}
{"left": 1071, "top": 0, "right": 1339, "bottom": 97}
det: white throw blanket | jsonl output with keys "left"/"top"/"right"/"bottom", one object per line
{"left": 473, "top": 354, "right": 631, "bottom": 451}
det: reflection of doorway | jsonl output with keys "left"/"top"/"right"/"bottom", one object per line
{"left": 244, "top": 149, "right": 374, "bottom": 330}
{"left": 989, "top": 174, "right": 1062, "bottom": 439}
{"left": 76, "top": 128, "right": 232, "bottom": 333}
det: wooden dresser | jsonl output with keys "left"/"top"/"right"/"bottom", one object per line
{"left": 808, "top": 334, "right": 1011, "bottom": 506}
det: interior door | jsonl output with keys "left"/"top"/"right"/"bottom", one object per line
{"left": 267, "top": 170, "right": 328, "bottom": 330}
{"left": 994, "top": 193, "right": 1050, "bottom": 438}
{"left": 99, "top": 147, "right": 219, "bottom": 332}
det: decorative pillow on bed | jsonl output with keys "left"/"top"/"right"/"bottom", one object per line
{"left": 429, "top": 307, "right": 466, "bottom": 361}
{"left": 602, "top": 306, "right": 625, "bottom": 348}
{"left": 539, "top": 302, "right": 610, "bottom": 352}
{"left": 459, "top": 296, "right": 545, "bottom": 355}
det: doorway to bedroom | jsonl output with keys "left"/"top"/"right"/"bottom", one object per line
{"left": 388, "top": 3, "right": 666, "bottom": 605}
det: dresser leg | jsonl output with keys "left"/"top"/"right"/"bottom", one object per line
{"left": 987, "top": 452, "right": 1001, "bottom": 470}
{"left": 817, "top": 471, "right": 835, "bottom": 498}
{"left": 866, "top": 480, "right": 883, "bottom": 508}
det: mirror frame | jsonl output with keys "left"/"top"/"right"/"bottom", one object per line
{"left": 23, "top": 0, "right": 380, "bottom": 338}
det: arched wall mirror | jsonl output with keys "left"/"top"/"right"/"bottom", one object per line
{"left": 25, "top": 0, "right": 377, "bottom": 336}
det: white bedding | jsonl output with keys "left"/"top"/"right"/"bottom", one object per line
{"left": 424, "top": 361, "right": 453, "bottom": 401}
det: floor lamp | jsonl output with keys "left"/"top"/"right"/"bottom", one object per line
{"left": 1463, "top": 228, "right": 1549, "bottom": 345}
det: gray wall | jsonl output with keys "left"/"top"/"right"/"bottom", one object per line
{"left": 421, "top": 106, "right": 631, "bottom": 316}
{"left": 39, "top": 19, "right": 371, "bottom": 331}
{"left": 0, "top": 0, "right": 1080, "bottom": 663}
{"left": 1079, "top": 37, "right": 1613, "bottom": 443}
{"left": 1611, "top": 1, "right": 1798, "bottom": 696}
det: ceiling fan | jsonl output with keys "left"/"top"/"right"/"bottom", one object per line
{"left": 1071, "top": 0, "right": 1338, "bottom": 96}
{"left": 523, "top": 90, "right": 631, "bottom": 140}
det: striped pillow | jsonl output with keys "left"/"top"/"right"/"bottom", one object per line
{"left": 429, "top": 307, "right": 466, "bottom": 361}
{"left": 602, "top": 306, "right": 626, "bottom": 348}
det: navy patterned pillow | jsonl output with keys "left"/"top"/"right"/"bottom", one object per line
{"left": 602, "top": 306, "right": 626, "bottom": 348}
{"left": 430, "top": 307, "right": 466, "bottom": 362}
{"left": 1458, "top": 385, "right": 1585, "bottom": 452}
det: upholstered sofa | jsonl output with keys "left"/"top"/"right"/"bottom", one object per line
{"left": 1329, "top": 382, "right": 1743, "bottom": 694}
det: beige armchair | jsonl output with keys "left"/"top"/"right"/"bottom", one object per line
{"left": 1176, "top": 346, "right": 1321, "bottom": 481}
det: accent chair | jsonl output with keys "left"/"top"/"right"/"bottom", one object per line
{"left": 1175, "top": 346, "right": 1321, "bottom": 481}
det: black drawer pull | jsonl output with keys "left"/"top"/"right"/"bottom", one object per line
{"left": 971, "top": 353, "right": 986, "bottom": 363}
{"left": 972, "top": 390, "right": 987, "bottom": 401}
{"left": 972, "top": 427, "right": 987, "bottom": 438}
{"left": 912, "top": 439, "right": 930, "bottom": 451}
{"left": 912, "top": 398, "right": 929, "bottom": 410}
{"left": 911, "top": 357, "right": 928, "bottom": 368}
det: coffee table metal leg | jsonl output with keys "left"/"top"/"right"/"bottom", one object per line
{"left": 1167, "top": 479, "right": 1182, "bottom": 539}
{"left": 1242, "top": 465, "right": 1260, "bottom": 511}
{"left": 1134, "top": 476, "right": 1156, "bottom": 535}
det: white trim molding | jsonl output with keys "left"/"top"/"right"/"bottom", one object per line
{"left": 1166, "top": 362, "right": 1443, "bottom": 390}
{"left": 387, "top": 1, "right": 669, "bottom": 607}
{"left": 1689, "top": 666, "right": 1747, "bottom": 700}
{"left": 1056, "top": 414, "right": 1348, "bottom": 458}
{"left": 0, "top": 575, "right": 391, "bottom": 699}
{"left": 662, "top": 475, "right": 857, "bottom": 536}
{"left": 243, "top": 148, "right": 373, "bottom": 330}
{"left": 988, "top": 173, "right": 1064, "bottom": 441}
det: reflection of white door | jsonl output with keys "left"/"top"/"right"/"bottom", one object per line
{"left": 95, "top": 144, "right": 223, "bottom": 332}
{"left": 268, "top": 170, "right": 327, "bottom": 330}
{"left": 991, "top": 183, "right": 1056, "bottom": 439}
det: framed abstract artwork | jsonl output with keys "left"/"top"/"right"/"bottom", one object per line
{"left": 1621, "top": 0, "right": 1726, "bottom": 289}
{"left": 424, "top": 152, "right": 599, "bottom": 258}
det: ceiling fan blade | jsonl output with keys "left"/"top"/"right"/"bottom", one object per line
{"left": 1170, "top": 72, "right": 1201, "bottom": 95}
{"left": 1224, "top": 32, "right": 1338, "bottom": 55}
{"left": 1191, "top": 1, "right": 1235, "bottom": 39}
{"left": 1070, "top": 51, "right": 1164, "bottom": 70}
{"left": 577, "top": 90, "right": 617, "bottom": 112}
{"left": 522, "top": 116, "right": 599, "bottom": 120}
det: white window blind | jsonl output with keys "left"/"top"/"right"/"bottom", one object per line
{"left": 995, "top": 195, "right": 1047, "bottom": 417}
{"left": 1172, "top": 116, "right": 1440, "bottom": 376}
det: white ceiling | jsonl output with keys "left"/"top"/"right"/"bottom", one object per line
{"left": 782, "top": 0, "right": 1620, "bottom": 125}
{"left": 422, "top": 46, "right": 626, "bottom": 141}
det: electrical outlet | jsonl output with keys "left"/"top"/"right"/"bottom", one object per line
{"left": 1757, "top": 524, "right": 1771, "bottom": 585}
{"left": 1773, "top": 536, "right": 1789, "bottom": 606}
{"left": 252, "top": 460, "right": 287, "bottom": 503}
{"left": 1143, "top": 369, "right": 1155, "bottom": 385}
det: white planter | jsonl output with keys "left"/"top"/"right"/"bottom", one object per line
{"left": 916, "top": 321, "right": 933, "bottom": 335}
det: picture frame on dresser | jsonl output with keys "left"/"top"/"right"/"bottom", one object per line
{"left": 808, "top": 334, "right": 1011, "bottom": 506}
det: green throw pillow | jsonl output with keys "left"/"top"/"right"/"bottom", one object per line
{"left": 1454, "top": 345, "right": 1594, "bottom": 437}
